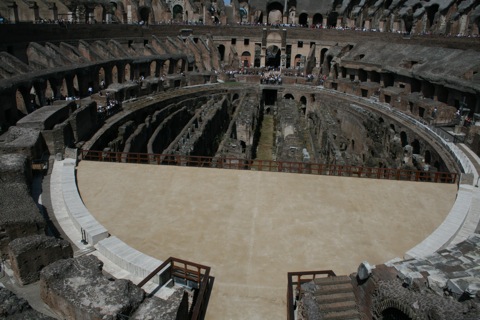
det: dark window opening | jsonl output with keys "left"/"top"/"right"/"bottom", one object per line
{"left": 244, "top": 39, "right": 249, "bottom": 45}
{"left": 231, "top": 38, "right": 236, "bottom": 45}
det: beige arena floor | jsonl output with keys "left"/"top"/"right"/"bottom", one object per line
{"left": 77, "top": 161, "right": 457, "bottom": 320}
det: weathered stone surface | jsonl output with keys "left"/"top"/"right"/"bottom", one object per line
{"left": 0, "top": 287, "right": 54, "bottom": 320}
{"left": 40, "top": 255, "right": 145, "bottom": 320}
{"left": 0, "top": 154, "right": 45, "bottom": 258}
{"left": 0, "top": 153, "right": 32, "bottom": 185}
{"left": 130, "top": 288, "right": 190, "bottom": 320}
{"left": 0, "top": 127, "right": 45, "bottom": 160}
{"left": 8, "top": 234, "right": 73, "bottom": 285}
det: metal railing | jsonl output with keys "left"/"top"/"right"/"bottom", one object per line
{"left": 138, "top": 257, "right": 212, "bottom": 320}
{"left": 79, "top": 149, "right": 458, "bottom": 184}
{"left": 287, "top": 270, "right": 337, "bottom": 320}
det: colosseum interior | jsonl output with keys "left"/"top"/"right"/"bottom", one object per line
{"left": 1, "top": 0, "right": 480, "bottom": 319}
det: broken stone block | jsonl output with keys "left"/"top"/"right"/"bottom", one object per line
{"left": 130, "top": 289, "right": 190, "bottom": 320}
{"left": 8, "top": 234, "right": 73, "bottom": 285}
{"left": 40, "top": 255, "right": 145, "bottom": 320}
{"left": 0, "top": 286, "right": 54, "bottom": 319}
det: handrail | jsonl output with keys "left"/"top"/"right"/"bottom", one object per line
{"left": 286, "top": 270, "right": 337, "bottom": 320}
{"left": 138, "top": 257, "right": 212, "bottom": 320}
{"left": 79, "top": 149, "right": 458, "bottom": 184}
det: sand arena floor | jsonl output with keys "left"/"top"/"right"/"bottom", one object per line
{"left": 77, "top": 161, "right": 457, "bottom": 320}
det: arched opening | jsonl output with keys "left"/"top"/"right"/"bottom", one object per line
{"left": 312, "top": 13, "right": 323, "bottom": 26}
{"left": 294, "top": 54, "right": 302, "bottom": 67}
{"left": 267, "top": 2, "right": 283, "bottom": 25}
{"left": 112, "top": 65, "right": 119, "bottom": 84}
{"left": 400, "top": 131, "right": 408, "bottom": 147}
{"left": 218, "top": 45, "right": 225, "bottom": 61}
{"left": 411, "top": 139, "right": 420, "bottom": 154}
{"left": 241, "top": 51, "right": 251, "bottom": 67}
{"left": 240, "top": 140, "right": 246, "bottom": 153}
{"left": 125, "top": 64, "right": 131, "bottom": 81}
{"left": 299, "top": 13, "right": 308, "bottom": 26}
{"left": 150, "top": 61, "right": 157, "bottom": 77}
{"left": 426, "top": 4, "right": 439, "bottom": 29}
{"left": 425, "top": 150, "right": 431, "bottom": 164}
{"left": 163, "top": 60, "right": 170, "bottom": 75}
{"left": 381, "top": 307, "right": 412, "bottom": 320}
{"left": 253, "top": 10, "right": 263, "bottom": 24}
{"left": 422, "top": 81, "right": 435, "bottom": 99}
{"left": 72, "top": 75, "right": 80, "bottom": 97}
{"left": 327, "top": 12, "right": 338, "bottom": 28}
{"left": 284, "top": 93, "right": 294, "bottom": 100}
{"left": 93, "top": 4, "right": 104, "bottom": 23}
{"left": 266, "top": 45, "right": 281, "bottom": 68}
{"left": 16, "top": 89, "right": 28, "bottom": 115}
{"left": 371, "top": 71, "right": 381, "bottom": 83}
{"left": 98, "top": 67, "right": 106, "bottom": 88}
{"left": 358, "top": 69, "right": 367, "bottom": 82}
{"left": 45, "top": 80, "right": 55, "bottom": 104}
{"left": 138, "top": 7, "right": 149, "bottom": 23}
{"left": 232, "top": 93, "right": 239, "bottom": 101}
{"left": 300, "top": 96, "right": 307, "bottom": 106}
{"left": 60, "top": 78, "right": 68, "bottom": 99}
{"left": 173, "top": 5, "right": 183, "bottom": 22}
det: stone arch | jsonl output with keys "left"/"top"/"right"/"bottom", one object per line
{"left": 150, "top": 61, "right": 157, "bottom": 77}
{"left": 15, "top": 88, "right": 29, "bottom": 115}
{"left": 284, "top": 93, "right": 294, "bottom": 100}
{"left": 176, "top": 59, "right": 184, "bottom": 72}
{"left": 241, "top": 51, "right": 251, "bottom": 67}
{"left": 138, "top": 6, "right": 150, "bottom": 24}
{"left": 327, "top": 12, "right": 338, "bottom": 27}
{"left": 267, "top": 2, "right": 283, "bottom": 25}
{"left": 163, "top": 60, "right": 170, "bottom": 75}
{"left": 400, "top": 131, "right": 408, "bottom": 147}
{"left": 299, "top": 13, "right": 308, "bottom": 26}
{"left": 45, "top": 80, "right": 55, "bottom": 104}
{"left": 98, "top": 67, "right": 106, "bottom": 88}
{"left": 411, "top": 138, "right": 421, "bottom": 154}
{"left": 266, "top": 45, "right": 281, "bottom": 68}
{"left": 313, "top": 13, "right": 323, "bottom": 26}
{"left": 376, "top": 299, "right": 416, "bottom": 320}
{"left": 425, "top": 149, "right": 431, "bottom": 164}
{"left": 112, "top": 65, "right": 119, "bottom": 84}
{"left": 172, "top": 5, "right": 183, "bottom": 22}
{"left": 232, "top": 93, "right": 239, "bottom": 101}
{"left": 59, "top": 77, "right": 68, "bottom": 99}
{"left": 253, "top": 10, "right": 263, "bottom": 24}
{"left": 320, "top": 48, "right": 328, "bottom": 66}
{"left": 125, "top": 63, "right": 131, "bottom": 81}
{"left": 300, "top": 96, "right": 307, "bottom": 106}
{"left": 426, "top": 4, "right": 439, "bottom": 29}
{"left": 294, "top": 54, "right": 302, "bottom": 67}
{"left": 218, "top": 44, "right": 225, "bottom": 61}
{"left": 93, "top": 4, "right": 105, "bottom": 23}
{"left": 72, "top": 75, "right": 80, "bottom": 97}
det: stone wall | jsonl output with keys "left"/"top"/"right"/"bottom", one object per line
{"left": 8, "top": 234, "right": 73, "bottom": 285}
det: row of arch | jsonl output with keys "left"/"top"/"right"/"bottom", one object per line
{"left": 5, "top": 55, "right": 189, "bottom": 126}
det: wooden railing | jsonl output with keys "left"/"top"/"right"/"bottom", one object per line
{"left": 287, "top": 270, "right": 337, "bottom": 320}
{"left": 138, "top": 257, "right": 212, "bottom": 320}
{"left": 79, "top": 149, "right": 458, "bottom": 184}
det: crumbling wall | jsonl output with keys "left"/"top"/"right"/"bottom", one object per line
{"left": 40, "top": 255, "right": 145, "bottom": 320}
{"left": 0, "top": 154, "right": 45, "bottom": 257}
{"left": 8, "top": 234, "right": 73, "bottom": 285}
{"left": 0, "top": 287, "right": 54, "bottom": 319}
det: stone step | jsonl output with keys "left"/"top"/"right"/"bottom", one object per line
{"left": 316, "top": 291, "right": 356, "bottom": 303}
{"left": 314, "top": 275, "right": 352, "bottom": 285}
{"left": 314, "top": 282, "right": 353, "bottom": 295}
{"left": 323, "top": 309, "right": 361, "bottom": 320}
{"left": 319, "top": 300, "right": 357, "bottom": 313}
{"left": 73, "top": 246, "right": 96, "bottom": 258}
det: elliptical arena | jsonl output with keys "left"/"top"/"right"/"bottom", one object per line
{"left": 1, "top": 1, "right": 480, "bottom": 319}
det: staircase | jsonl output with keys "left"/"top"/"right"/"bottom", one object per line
{"left": 313, "top": 276, "right": 361, "bottom": 320}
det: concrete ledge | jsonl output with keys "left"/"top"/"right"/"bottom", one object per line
{"left": 96, "top": 236, "right": 162, "bottom": 281}
{"left": 405, "top": 184, "right": 473, "bottom": 259}
{"left": 62, "top": 158, "right": 109, "bottom": 245}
